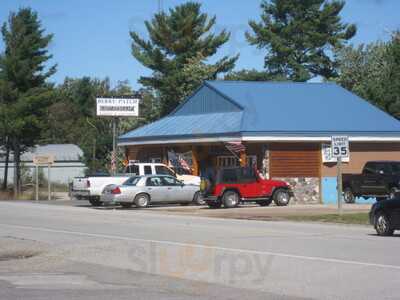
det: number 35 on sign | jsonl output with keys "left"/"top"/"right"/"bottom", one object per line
{"left": 331, "top": 136, "right": 350, "bottom": 159}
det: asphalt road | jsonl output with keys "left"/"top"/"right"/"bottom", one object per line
{"left": 0, "top": 201, "right": 399, "bottom": 300}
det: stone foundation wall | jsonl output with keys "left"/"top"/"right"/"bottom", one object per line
{"left": 273, "top": 177, "right": 320, "bottom": 204}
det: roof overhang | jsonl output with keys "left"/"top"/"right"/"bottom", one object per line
{"left": 242, "top": 135, "right": 400, "bottom": 142}
{"left": 119, "top": 134, "right": 400, "bottom": 146}
{"left": 118, "top": 136, "right": 241, "bottom": 146}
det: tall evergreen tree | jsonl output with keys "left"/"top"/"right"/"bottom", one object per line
{"left": 0, "top": 8, "right": 56, "bottom": 195}
{"left": 336, "top": 32, "right": 400, "bottom": 119}
{"left": 130, "top": 2, "right": 238, "bottom": 116}
{"left": 246, "top": 0, "right": 356, "bottom": 81}
{"left": 385, "top": 32, "right": 400, "bottom": 119}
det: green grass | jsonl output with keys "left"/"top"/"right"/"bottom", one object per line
{"left": 284, "top": 213, "right": 370, "bottom": 225}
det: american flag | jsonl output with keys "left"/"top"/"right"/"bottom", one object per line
{"left": 179, "top": 157, "right": 191, "bottom": 171}
{"left": 225, "top": 141, "right": 246, "bottom": 153}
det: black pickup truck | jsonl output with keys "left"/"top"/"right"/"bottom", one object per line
{"left": 342, "top": 161, "right": 400, "bottom": 203}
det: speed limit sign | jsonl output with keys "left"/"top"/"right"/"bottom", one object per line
{"left": 332, "top": 136, "right": 349, "bottom": 215}
{"left": 331, "top": 136, "right": 349, "bottom": 159}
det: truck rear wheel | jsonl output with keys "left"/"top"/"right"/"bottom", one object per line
{"left": 89, "top": 197, "right": 102, "bottom": 207}
{"left": 343, "top": 187, "right": 355, "bottom": 204}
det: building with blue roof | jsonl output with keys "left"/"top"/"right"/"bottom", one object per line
{"left": 119, "top": 81, "right": 400, "bottom": 204}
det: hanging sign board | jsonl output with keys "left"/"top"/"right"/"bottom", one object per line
{"left": 33, "top": 154, "right": 54, "bottom": 165}
{"left": 96, "top": 98, "right": 139, "bottom": 117}
{"left": 322, "top": 143, "right": 349, "bottom": 163}
{"left": 331, "top": 136, "right": 350, "bottom": 160}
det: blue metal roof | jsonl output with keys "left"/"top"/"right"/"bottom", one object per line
{"left": 119, "top": 111, "right": 243, "bottom": 141}
{"left": 205, "top": 81, "right": 400, "bottom": 134}
{"left": 119, "top": 81, "right": 400, "bottom": 143}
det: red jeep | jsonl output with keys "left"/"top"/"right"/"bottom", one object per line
{"left": 201, "top": 167, "right": 293, "bottom": 208}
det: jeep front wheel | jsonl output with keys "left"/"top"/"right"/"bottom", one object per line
{"left": 273, "top": 189, "right": 290, "bottom": 206}
{"left": 222, "top": 191, "right": 240, "bottom": 208}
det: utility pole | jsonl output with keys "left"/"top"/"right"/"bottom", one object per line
{"left": 158, "top": 0, "right": 163, "bottom": 13}
{"left": 86, "top": 117, "right": 97, "bottom": 171}
{"left": 112, "top": 117, "right": 117, "bottom": 175}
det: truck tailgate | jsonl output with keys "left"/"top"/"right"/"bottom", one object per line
{"left": 73, "top": 177, "right": 88, "bottom": 191}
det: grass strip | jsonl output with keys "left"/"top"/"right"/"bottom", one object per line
{"left": 283, "top": 213, "right": 370, "bottom": 225}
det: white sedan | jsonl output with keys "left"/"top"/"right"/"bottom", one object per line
{"left": 101, "top": 175, "right": 204, "bottom": 208}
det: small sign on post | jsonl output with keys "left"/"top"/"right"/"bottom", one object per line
{"left": 331, "top": 136, "right": 350, "bottom": 215}
{"left": 33, "top": 154, "right": 54, "bottom": 201}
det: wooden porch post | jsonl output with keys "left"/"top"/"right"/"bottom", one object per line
{"left": 240, "top": 151, "right": 247, "bottom": 167}
{"left": 191, "top": 147, "right": 199, "bottom": 176}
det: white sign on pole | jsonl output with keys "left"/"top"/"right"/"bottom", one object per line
{"left": 96, "top": 98, "right": 139, "bottom": 117}
{"left": 33, "top": 154, "right": 54, "bottom": 165}
{"left": 331, "top": 136, "right": 350, "bottom": 159}
{"left": 322, "top": 143, "right": 349, "bottom": 163}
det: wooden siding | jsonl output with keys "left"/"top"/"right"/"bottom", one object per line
{"left": 270, "top": 143, "right": 321, "bottom": 177}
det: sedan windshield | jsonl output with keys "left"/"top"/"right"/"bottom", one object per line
{"left": 123, "top": 177, "right": 141, "bottom": 186}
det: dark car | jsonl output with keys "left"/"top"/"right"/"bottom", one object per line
{"left": 342, "top": 161, "right": 400, "bottom": 203}
{"left": 369, "top": 197, "right": 400, "bottom": 236}
{"left": 201, "top": 167, "right": 293, "bottom": 209}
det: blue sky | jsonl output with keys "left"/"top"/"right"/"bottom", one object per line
{"left": 1, "top": 0, "right": 399, "bottom": 90}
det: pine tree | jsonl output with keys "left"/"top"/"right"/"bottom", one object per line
{"left": 246, "top": 0, "right": 356, "bottom": 81}
{"left": 335, "top": 32, "right": 400, "bottom": 119}
{"left": 0, "top": 8, "right": 56, "bottom": 195}
{"left": 130, "top": 2, "right": 238, "bottom": 116}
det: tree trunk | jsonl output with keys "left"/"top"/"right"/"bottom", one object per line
{"left": 12, "top": 140, "right": 21, "bottom": 197}
{"left": 2, "top": 140, "right": 10, "bottom": 191}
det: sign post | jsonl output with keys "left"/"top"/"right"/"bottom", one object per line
{"left": 35, "top": 165, "right": 39, "bottom": 201}
{"left": 96, "top": 97, "right": 139, "bottom": 175}
{"left": 33, "top": 155, "right": 54, "bottom": 201}
{"left": 331, "top": 136, "right": 350, "bottom": 215}
{"left": 48, "top": 164, "right": 51, "bottom": 201}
